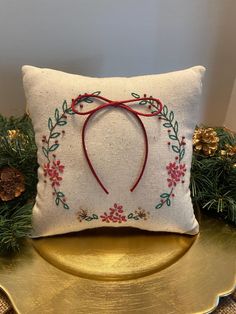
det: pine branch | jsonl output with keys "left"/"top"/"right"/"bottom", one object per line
{"left": 0, "top": 114, "right": 38, "bottom": 253}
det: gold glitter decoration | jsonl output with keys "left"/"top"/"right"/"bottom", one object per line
{"left": 220, "top": 144, "right": 236, "bottom": 158}
{"left": 6, "top": 129, "right": 28, "bottom": 145}
{"left": 134, "top": 207, "right": 150, "bottom": 220}
{"left": 193, "top": 127, "right": 219, "bottom": 156}
{"left": 7, "top": 129, "right": 20, "bottom": 140}
{"left": 76, "top": 208, "right": 89, "bottom": 222}
{"left": 225, "top": 144, "right": 236, "bottom": 157}
{"left": 0, "top": 167, "right": 25, "bottom": 201}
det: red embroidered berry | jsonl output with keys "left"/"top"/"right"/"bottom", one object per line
{"left": 80, "top": 104, "right": 83, "bottom": 109}
{"left": 42, "top": 139, "right": 45, "bottom": 142}
{"left": 175, "top": 156, "right": 179, "bottom": 160}
{"left": 168, "top": 130, "right": 171, "bottom": 133}
{"left": 63, "top": 198, "right": 66, "bottom": 202}
{"left": 52, "top": 192, "right": 55, "bottom": 195}
{"left": 53, "top": 154, "right": 56, "bottom": 158}
{"left": 161, "top": 199, "right": 164, "bottom": 203}
{"left": 144, "top": 94, "right": 147, "bottom": 97}
{"left": 172, "top": 194, "right": 175, "bottom": 197}
{"left": 55, "top": 140, "right": 58, "bottom": 144}
{"left": 158, "top": 117, "right": 162, "bottom": 120}
{"left": 168, "top": 142, "right": 171, "bottom": 145}
{"left": 44, "top": 180, "right": 47, "bottom": 183}
{"left": 182, "top": 136, "right": 185, "bottom": 139}
{"left": 148, "top": 105, "right": 152, "bottom": 109}
{"left": 182, "top": 180, "right": 185, "bottom": 183}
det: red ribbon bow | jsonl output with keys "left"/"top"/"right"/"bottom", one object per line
{"left": 71, "top": 94, "right": 163, "bottom": 194}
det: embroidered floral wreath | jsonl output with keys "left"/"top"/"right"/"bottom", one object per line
{"left": 41, "top": 92, "right": 186, "bottom": 223}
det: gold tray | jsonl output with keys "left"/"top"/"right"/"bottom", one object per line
{"left": 0, "top": 213, "right": 235, "bottom": 314}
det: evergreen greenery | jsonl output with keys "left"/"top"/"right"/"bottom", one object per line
{"left": 0, "top": 115, "right": 38, "bottom": 253}
{"left": 0, "top": 115, "right": 235, "bottom": 254}
{"left": 191, "top": 127, "right": 236, "bottom": 224}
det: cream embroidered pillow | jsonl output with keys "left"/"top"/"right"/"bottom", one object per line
{"left": 22, "top": 65, "right": 205, "bottom": 238}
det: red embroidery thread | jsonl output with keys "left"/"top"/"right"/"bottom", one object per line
{"left": 71, "top": 94, "right": 163, "bottom": 194}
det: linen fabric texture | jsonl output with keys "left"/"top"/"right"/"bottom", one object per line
{"left": 22, "top": 65, "right": 205, "bottom": 237}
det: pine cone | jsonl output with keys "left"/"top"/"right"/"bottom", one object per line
{"left": 193, "top": 128, "right": 219, "bottom": 156}
{"left": 0, "top": 167, "right": 25, "bottom": 201}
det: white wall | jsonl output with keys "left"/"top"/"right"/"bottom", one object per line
{"left": 224, "top": 77, "right": 236, "bottom": 131}
{"left": 0, "top": 0, "right": 235, "bottom": 125}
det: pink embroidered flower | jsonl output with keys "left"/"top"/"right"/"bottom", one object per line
{"left": 100, "top": 203, "right": 127, "bottom": 223}
{"left": 166, "top": 162, "right": 186, "bottom": 187}
{"left": 178, "top": 164, "right": 187, "bottom": 176}
{"left": 43, "top": 162, "right": 51, "bottom": 177}
{"left": 52, "top": 160, "right": 65, "bottom": 173}
{"left": 100, "top": 212, "right": 111, "bottom": 223}
{"left": 43, "top": 160, "right": 65, "bottom": 187}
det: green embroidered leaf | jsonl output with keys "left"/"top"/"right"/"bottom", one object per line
{"left": 55, "top": 108, "right": 60, "bottom": 121}
{"left": 174, "top": 121, "right": 178, "bottom": 133}
{"left": 57, "top": 192, "right": 64, "bottom": 197}
{"left": 92, "top": 214, "right": 98, "bottom": 219}
{"left": 156, "top": 203, "right": 163, "bottom": 209}
{"left": 48, "top": 118, "right": 53, "bottom": 131}
{"left": 128, "top": 213, "right": 133, "bottom": 219}
{"left": 84, "top": 98, "right": 93, "bottom": 103}
{"left": 63, "top": 204, "right": 69, "bottom": 210}
{"left": 139, "top": 100, "right": 147, "bottom": 105}
{"left": 92, "top": 91, "right": 101, "bottom": 96}
{"left": 148, "top": 99, "right": 154, "bottom": 105}
{"left": 50, "top": 132, "right": 60, "bottom": 139}
{"left": 49, "top": 143, "right": 59, "bottom": 152}
{"left": 62, "top": 100, "right": 68, "bottom": 112}
{"left": 42, "top": 147, "right": 48, "bottom": 158}
{"left": 169, "top": 134, "right": 177, "bottom": 140}
{"left": 131, "top": 93, "right": 140, "bottom": 99}
{"left": 169, "top": 111, "right": 174, "bottom": 122}
{"left": 163, "top": 105, "right": 168, "bottom": 116}
{"left": 57, "top": 120, "right": 67, "bottom": 126}
{"left": 166, "top": 198, "right": 171, "bottom": 206}
{"left": 179, "top": 148, "right": 185, "bottom": 161}
{"left": 85, "top": 217, "right": 92, "bottom": 221}
{"left": 66, "top": 108, "right": 76, "bottom": 115}
{"left": 172, "top": 145, "right": 180, "bottom": 153}
{"left": 55, "top": 198, "right": 59, "bottom": 206}
{"left": 160, "top": 193, "right": 169, "bottom": 198}
{"left": 163, "top": 122, "right": 172, "bottom": 128}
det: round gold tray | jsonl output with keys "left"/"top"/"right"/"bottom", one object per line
{"left": 0, "top": 213, "right": 235, "bottom": 314}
